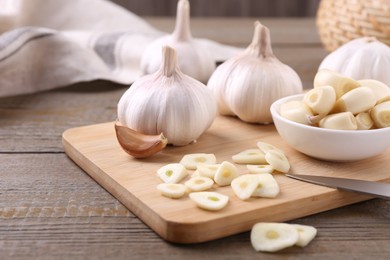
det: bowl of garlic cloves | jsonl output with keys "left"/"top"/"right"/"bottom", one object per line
{"left": 270, "top": 69, "right": 390, "bottom": 162}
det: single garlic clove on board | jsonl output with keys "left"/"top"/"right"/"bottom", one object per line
{"left": 314, "top": 69, "right": 360, "bottom": 99}
{"left": 332, "top": 86, "right": 376, "bottom": 115}
{"left": 370, "top": 100, "right": 390, "bottom": 128}
{"left": 319, "top": 112, "right": 358, "bottom": 130}
{"left": 114, "top": 122, "right": 168, "bottom": 158}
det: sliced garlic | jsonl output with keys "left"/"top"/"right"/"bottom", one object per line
{"left": 279, "top": 100, "right": 313, "bottom": 125}
{"left": 184, "top": 176, "right": 214, "bottom": 192}
{"left": 332, "top": 86, "right": 376, "bottom": 115}
{"left": 264, "top": 150, "right": 290, "bottom": 173}
{"left": 355, "top": 112, "right": 374, "bottom": 130}
{"left": 314, "top": 69, "right": 360, "bottom": 99}
{"left": 358, "top": 79, "right": 390, "bottom": 104}
{"left": 232, "top": 149, "right": 266, "bottom": 164}
{"left": 179, "top": 153, "right": 217, "bottom": 170}
{"left": 196, "top": 163, "right": 220, "bottom": 178}
{"left": 114, "top": 122, "right": 168, "bottom": 158}
{"left": 252, "top": 173, "right": 280, "bottom": 198}
{"left": 370, "top": 100, "right": 390, "bottom": 128}
{"left": 291, "top": 224, "right": 318, "bottom": 247}
{"left": 319, "top": 112, "right": 357, "bottom": 130}
{"left": 246, "top": 164, "right": 274, "bottom": 174}
{"left": 231, "top": 174, "right": 259, "bottom": 200}
{"left": 157, "top": 183, "right": 187, "bottom": 199}
{"left": 157, "top": 163, "right": 188, "bottom": 183}
{"left": 214, "top": 161, "right": 239, "bottom": 186}
{"left": 251, "top": 223, "right": 299, "bottom": 252}
{"left": 256, "top": 141, "right": 284, "bottom": 155}
{"left": 189, "top": 191, "right": 229, "bottom": 211}
{"left": 303, "top": 85, "right": 336, "bottom": 116}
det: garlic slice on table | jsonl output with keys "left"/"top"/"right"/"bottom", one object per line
{"left": 251, "top": 223, "right": 299, "bottom": 252}
{"left": 207, "top": 21, "right": 302, "bottom": 123}
{"left": 157, "top": 163, "right": 188, "bottom": 184}
{"left": 117, "top": 46, "right": 217, "bottom": 147}
{"left": 157, "top": 183, "right": 187, "bottom": 199}
{"left": 140, "top": 0, "right": 216, "bottom": 83}
{"left": 318, "top": 37, "right": 390, "bottom": 87}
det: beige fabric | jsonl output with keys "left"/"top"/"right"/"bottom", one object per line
{"left": 0, "top": 0, "right": 241, "bottom": 97}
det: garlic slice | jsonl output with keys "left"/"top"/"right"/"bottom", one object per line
{"left": 114, "top": 122, "right": 167, "bottom": 158}
{"left": 185, "top": 176, "right": 214, "bottom": 192}
{"left": 264, "top": 150, "right": 290, "bottom": 173}
{"left": 189, "top": 191, "right": 229, "bottom": 211}
{"left": 231, "top": 174, "right": 259, "bottom": 200}
{"left": 157, "top": 183, "right": 187, "bottom": 199}
{"left": 251, "top": 223, "right": 299, "bottom": 252}
{"left": 291, "top": 224, "right": 317, "bottom": 247}
{"left": 214, "top": 161, "right": 239, "bottom": 186}
{"left": 157, "top": 163, "right": 188, "bottom": 183}
{"left": 196, "top": 163, "right": 220, "bottom": 178}
{"left": 246, "top": 164, "right": 274, "bottom": 174}
{"left": 179, "top": 153, "right": 217, "bottom": 170}
{"left": 251, "top": 173, "right": 280, "bottom": 198}
{"left": 256, "top": 141, "right": 284, "bottom": 155}
{"left": 232, "top": 149, "right": 266, "bottom": 164}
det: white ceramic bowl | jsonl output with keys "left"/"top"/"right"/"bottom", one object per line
{"left": 270, "top": 94, "right": 390, "bottom": 161}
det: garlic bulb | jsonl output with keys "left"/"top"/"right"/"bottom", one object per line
{"left": 140, "top": 0, "right": 216, "bottom": 83}
{"left": 207, "top": 21, "right": 302, "bottom": 123}
{"left": 118, "top": 45, "right": 217, "bottom": 146}
{"left": 319, "top": 37, "right": 390, "bottom": 87}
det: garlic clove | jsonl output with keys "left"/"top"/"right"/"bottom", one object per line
{"left": 355, "top": 112, "right": 374, "bottom": 130}
{"left": 358, "top": 79, "right": 390, "bottom": 104}
{"left": 280, "top": 100, "right": 314, "bottom": 125}
{"left": 332, "top": 86, "right": 376, "bottom": 115}
{"left": 314, "top": 69, "right": 360, "bottom": 99}
{"left": 303, "top": 85, "right": 336, "bottom": 116}
{"left": 370, "top": 100, "right": 390, "bottom": 128}
{"left": 114, "top": 122, "right": 168, "bottom": 158}
{"left": 319, "top": 112, "right": 358, "bottom": 130}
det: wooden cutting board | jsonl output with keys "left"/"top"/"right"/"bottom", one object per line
{"left": 62, "top": 116, "right": 390, "bottom": 244}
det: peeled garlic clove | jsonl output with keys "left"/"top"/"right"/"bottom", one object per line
{"left": 214, "top": 161, "right": 239, "bottom": 186}
{"left": 314, "top": 69, "right": 360, "bottom": 99}
{"left": 264, "top": 150, "right": 290, "bottom": 173}
{"left": 280, "top": 100, "right": 314, "bottom": 125}
{"left": 232, "top": 149, "right": 266, "bottom": 164}
{"left": 358, "top": 79, "right": 390, "bottom": 104}
{"left": 252, "top": 173, "right": 280, "bottom": 198}
{"left": 196, "top": 163, "right": 220, "bottom": 178}
{"left": 114, "top": 122, "right": 167, "bottom": 158}
{"left": 332, "top": 86, "right": 376, "bottom": 115}
{"left": 157, "top": 183, "right": 187, "bottom": 199}
{"left": 179, "top": 153, "right": 217, "bottom": 170}
{"left": 291, "top": 224, "right": 317, "bottom": 247}
{"left": 189, "top": 191, "right": 229, "bottom": 211}
{"left": 157, "top": 163, "right": 188, "bottom": 183}
{"left": 303, "top": 85, "right": 336, "bottom": 116}
{"left": 251, "top": 223, "right": 299, "bottom": 252}
{"left": 140, "top": 0, "right": 216, "bottom": 83}
{"left": 355, "top": 112, "right": 374, "bottom": 130}
{"left": 246, "top": 164, "right": 274, "bottom": 174}
{"left": 118, "top": 46, "right": 217, "bottom": 146}
{"left": 370, "top": 100, "right": 390, "bottom": 128}
{"left": 184, "top": 176, "right": 214, "bottom": 192}
{"left": 207, "top": 21, "right": 302, "bottom": 123}
{"left": 231, "top": 174, "right": 259, "bottom": 200}
{"left": 319, "top": 112, "right": 357, "bottom": 130}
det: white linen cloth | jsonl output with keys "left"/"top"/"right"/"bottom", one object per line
{"left": 0, "top": 0, "right": 241, "bottom": 97}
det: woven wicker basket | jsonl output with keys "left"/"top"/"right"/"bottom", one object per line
{"left": 316, "top": 0, "right": 390, "bottom": 51}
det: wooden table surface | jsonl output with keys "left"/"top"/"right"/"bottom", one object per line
{"left": 1, "top": 17, "right": 389, "bottom": 259}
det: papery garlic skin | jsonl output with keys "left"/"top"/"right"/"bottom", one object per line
{"left": 319, "top": 37, "right": 390, "bottom": 87}
{"left": 140, "top": 0, "right": 216, "bottom": 83}
{"left": 118, "top": 46, "right": 217, "bottom": 146}
{"left": 207, "top": 21, "right": 302, "bottom": 123}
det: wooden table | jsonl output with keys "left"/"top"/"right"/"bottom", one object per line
{"left": 1, "top": 18, "right": 389, "bottom": 259}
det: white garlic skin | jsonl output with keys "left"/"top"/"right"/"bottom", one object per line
{"left": 207, "top": 21, "right": 302, "bottom": 123}
{"left": 140, "top": 0, "right": 216, "bottom": 83}
{"left": 118, "top": 46, "right": 217, "bottom": 146}
{"left": 319, "top": 37, "right": 390, "bottom": 87}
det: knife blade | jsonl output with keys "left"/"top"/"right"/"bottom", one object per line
{"left": 286, "top": 173, "right": 390, "bottom": 200}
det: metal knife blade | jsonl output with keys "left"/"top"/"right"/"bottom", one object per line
{"left": 286, "top": 173, "right": 390, "bottom": 200}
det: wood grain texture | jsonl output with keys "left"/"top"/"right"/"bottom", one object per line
{"left": 1, "top": 18, "right": 390, "bottom": 259}
{"left": 62, "top": 117, "right": 390, "bottom": 243}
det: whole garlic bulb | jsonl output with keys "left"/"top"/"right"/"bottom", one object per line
{"left": 118, "top": 46, "right": 217, "bottom": 146}
{"left": 140, "top": 0, "right": 216, "bottom": 83}
{"left": 207, "top": 21, "right": 302, "bottom": 124}
{"left": 319, "top": 37, "right": 390, "bottom": 86}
